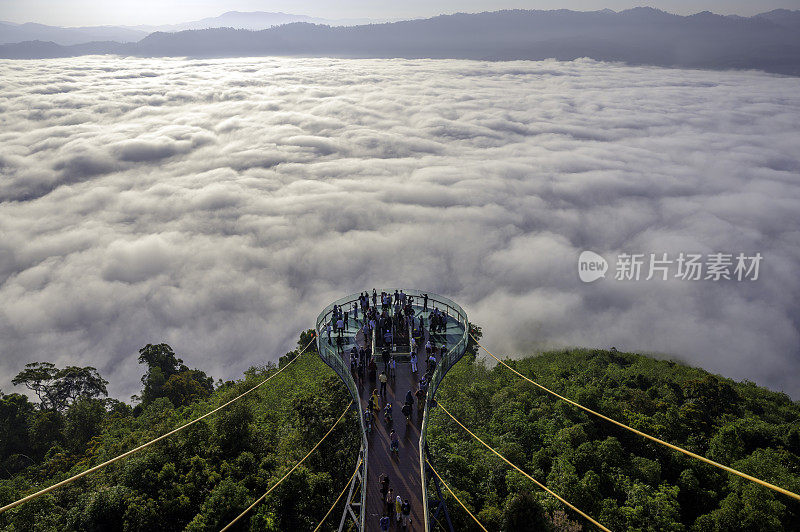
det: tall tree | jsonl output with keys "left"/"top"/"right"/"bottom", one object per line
{"left": 53, "top": 366, "right": 108, "bottom": 407}
{"left": 12, "top": 363, "right": 108, "bottom": 411}
{"left": 137, "top": 343, "right": 213, "bottom": 407}
{"left": 11, "top": 362, "right": 59, "bottom": 410}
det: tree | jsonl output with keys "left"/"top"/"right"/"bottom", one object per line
{"left": 138, "top": 343, "right": 213, "bottom": 407}
{"left": 64, "top": 398, "right": 106, "bottom": 452}
{"left": 278, "top": 329, "right": 318, "bottom": 368}
{"left": 161, "top": 370, "right": 214, "bottom": 407}
{"left": 29, "top": 409, "right": 65, "bottom": 456}
{"left": 12, "top": 363, "right": 108, "bottom": 411}
{"left": 138, "top": 344, "right": 183, "bottom": 376}
{"left": 53, "top": 366, "right": 108, "bottom": 407}
{"left": 465, "top": 323, "right": 483, "bottom": 362}
{"left": 12, "top": 362, "right": 59, "bottom": 410}
{"left": 503, "top": 491, "right": 549, "bottom": 531}
{"left": 215, "top": 400, "right": 253, "bottom": 455}
{"left": 0, "top": 392, "right": 34, "bottom": 468}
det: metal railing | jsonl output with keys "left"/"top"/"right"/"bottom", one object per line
{"left": 315, "top": 296, "right": 367, "bottom": 532}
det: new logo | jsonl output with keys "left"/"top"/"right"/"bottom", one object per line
{"left": 578, "top": 251, "right": 608, "bottom": 283}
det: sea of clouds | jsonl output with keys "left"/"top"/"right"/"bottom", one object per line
{"left": 1, "top": 56, "right": 798, "bottom": 400}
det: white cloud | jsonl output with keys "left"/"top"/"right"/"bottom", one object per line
{"left": 0, "top": 56, "right": 798, "bottom": 400}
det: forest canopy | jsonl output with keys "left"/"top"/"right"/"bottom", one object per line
{"left": 426, "top": 347, "right": 800, "bottom": 531}
{"left": 1, "top": 330, "right": 799, "bottom": 531}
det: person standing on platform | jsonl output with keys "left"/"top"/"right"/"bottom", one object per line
{"left": 423, "top": 293, "right": 428, "bottom": 311}
{"left": 344, "top": 310, "right": 348, "bottom": 330}
{"left": 379, "top": 370, "right": 388, "bottom": 397}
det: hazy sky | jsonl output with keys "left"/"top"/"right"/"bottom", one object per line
{"left": 0, "top": 0, "right": 798, "bottom": 26}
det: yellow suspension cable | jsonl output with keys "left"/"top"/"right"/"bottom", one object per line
{"left": 0, "top": 335, "right": 316, "bottom": 515}
{"left": 312, "top": 459, "right": 362, "bottom": 532}
{"left": 426, "top": 459, "right": 489, "bottom": 532}
{"left": 471, "top": 334, "right": 800, "bottom": 503}
{"left": 219, "top": 400, "right": 353, "bottom": 532}
{"left": 437, "top": 402, "right": 611, "bottom": 532}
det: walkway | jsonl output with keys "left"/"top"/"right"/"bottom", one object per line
{"left": 318, "top": 294, "right": 467, "bottom": 531}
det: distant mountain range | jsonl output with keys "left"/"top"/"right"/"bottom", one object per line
{"left": 0, "top": 11, "right": 383, "bottom": 45}
{"left": 2, "top": 8, "right": 799, "bottom": 76}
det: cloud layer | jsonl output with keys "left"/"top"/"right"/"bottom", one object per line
{"left": 1, "top": 56, "right": 799, "bottom": 400}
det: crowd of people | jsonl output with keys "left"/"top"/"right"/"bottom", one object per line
{"left": 379, "top": 474, "right": 413, "bottom": 530}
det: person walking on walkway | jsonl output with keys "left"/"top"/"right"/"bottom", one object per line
{"left": 390, "top": 430, "right": 399, "bottom": 454}
{"left": 405, "top": 390, "right": 414, "bottom": 406}
{"left": 369, "top": 356, "right": 377, "bottom": 382}
{"left": 415, "top": 388, "right": 425, "bottom": 414}
{"left": 386, "top": 488, "right": 395, "bottom": 521}
{"left": 379, "top": 514, "right": 390, "bottom": 531}
{"left": 410, "top": 352, "right": 417, "bottom": 375}
{"left": 401, "top": 401, "right": 411, "bottom": 423}
{"left": 379, "top": 371, "right": 388, "bottom": 397}
{"left": 423, "top": 293, "right": 428, "bottom": 311}
{"left": 389, "top": 356, "right": 396, "bottom": 380}
{"left": 382, "top": 348, "right": 390, "bottom": 372}
{"left": 380, "top": 473, "right": 390, "bottom": 502}
{"left": 401, "top": 499, "right": 411, "bottom": 530}
{"left": 371, "top": 388, "right": 381, "bottom": 409}
{"left": 395, "top": 495, "right": 403, "bottom": 525}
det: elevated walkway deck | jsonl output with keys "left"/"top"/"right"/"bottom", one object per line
{"left": 316, "top": 290, "right": 468, "bottom": 531}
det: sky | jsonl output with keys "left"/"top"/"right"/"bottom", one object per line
{"left": 0, "top": 0, "right": 799, "bottom": 26}
{"left": 1, "top": 56, "right": 798, "bottom": 402}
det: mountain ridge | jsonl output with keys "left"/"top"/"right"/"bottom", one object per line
{"left": 1, "top": 9, "right": 800, "bottom": 76}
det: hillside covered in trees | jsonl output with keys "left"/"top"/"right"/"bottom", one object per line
{"left": 1, "top": 329, "right": 799, "bottom": 531}
{"left": 0, "top": 331, "right": 360, "bottom": 530}
{"left": 426, "top": 347, "right": 800, "bottom": 531}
